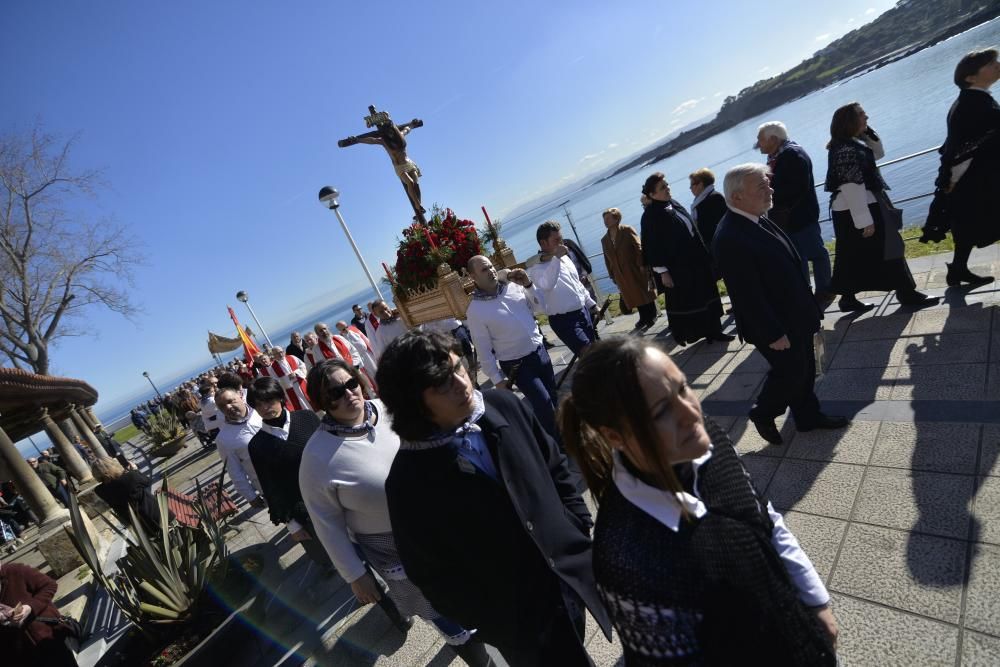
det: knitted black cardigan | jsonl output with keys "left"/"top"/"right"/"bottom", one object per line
{"left": 592, "top": 420, "right": 835, "bottom": 666}
{"left": 247, "top": 410, "right": 321, "bottom": 527}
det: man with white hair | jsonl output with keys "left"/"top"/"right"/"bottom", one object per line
{"left": 335, "top": 320, "right": 379, "bottom": 391}
{"left": 756, "top": 121, "right": 834, "bottom": 309}
{"left": 312, "top": 322, "right": 374, "bottom": 395}
{"left": 266, "top": 345, "right": 312, "bottom": 410}
{"left": 712, "top": 163, "right": 848, "bottom": 445}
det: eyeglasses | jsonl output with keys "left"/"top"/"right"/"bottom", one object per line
{"left": 327, "top": 377, "right": 361, "bottom": 402}
{"left": 431, "top": 360, "right": 467, "bottom": 395}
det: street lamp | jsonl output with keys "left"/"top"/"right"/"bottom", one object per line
{"left": 142, "top": 371, "right": 163, "bottom": 399}
{"left": 235, "top": 290, "right": 275, "bottom": 349}
{"left": 318, "top": 186, "right": 385, "bottom": 302}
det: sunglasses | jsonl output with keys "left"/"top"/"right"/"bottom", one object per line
{"left": 327, "top": 377, "right": 361, "bottom": 402}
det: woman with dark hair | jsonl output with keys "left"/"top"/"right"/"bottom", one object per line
{"left": 377, "top": 330, "right": 612, "bottom": 666}
{"left": 298, "top": 359, "right": 489, "bottom": 665}
{"left": 825, "top": 102, "right": 937, "bottom": 310}
{"left": 559, "top": 336, "right": 837, "bottom": 666}
{"left": 92, "top": 458, "right": 163, "bottom": 531}
{"left": 245, "top": 377, "right": 330, "bottom": 568}
{"left": 640, "top": 172, "right": 733, "bottom": 346}
{"left": 933, "top": 48, "right": 1000, "bottom": 285}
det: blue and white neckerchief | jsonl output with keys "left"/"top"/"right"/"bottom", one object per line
{"left": 471, "top": 282, "right": 508, "bottom": 302}
{"left": 398, "top": 391, "right": 486, "bottom": 451}
{"left": 319, "top": 400, "right": 378, "bottom": 437}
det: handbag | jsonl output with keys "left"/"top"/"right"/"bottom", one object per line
{"left": 875, "top": 190, "right": 905, "bottom": 260}
{"left": 35, "top": 614, "right": 87, "bottom": 642}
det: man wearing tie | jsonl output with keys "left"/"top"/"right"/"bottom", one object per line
{"left": 712, "top": 164, "right": 848, "bottom": 445}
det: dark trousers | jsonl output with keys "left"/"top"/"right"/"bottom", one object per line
{"left": 499, "top": 345, "right": 559, "bottom": 441}
{"left": 548, "top": 308, "right": 596, "bottom": 356}
{"left": 493, "top": 590, "right": 590, "bottom": 667}
{"left": 636, "top": 301, "right": 658, "bottom": 325}
{"left": 751, "top": 331, "right": 821, "bottom": 428}
{"left": 49, "top": 484, "right": 71, "bottom": 508}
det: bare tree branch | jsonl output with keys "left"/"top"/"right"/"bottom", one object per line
{"left": 0, "top": 124, "right": 146, "bottom": 375}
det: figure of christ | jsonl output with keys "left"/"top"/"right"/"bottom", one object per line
{"left": 339, "top": 105, "right": 426, "bottom": 224}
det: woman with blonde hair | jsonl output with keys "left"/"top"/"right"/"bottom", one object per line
{"left": 601, "top": 207, "right": 659, "bottom": 329}
{"left": 559, "top": 336, "right": 837, "bottom": 665}
{"left": 93, "top": 459, "right": 162, "bottom": 530}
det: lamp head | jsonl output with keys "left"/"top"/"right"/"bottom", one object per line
{"left": 142, "top": 371, "right": 149, "bottom": 378}
{"left": 318, "top": 186, "right": 340, "bottom": 210}
{"left": 236, "top": 290, "right": 248, "bottom": 303}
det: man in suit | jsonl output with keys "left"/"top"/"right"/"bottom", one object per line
{"left": 756, "top": 121, "right": 834, "bottom": 308}
{"left": 377, "top": 330, "right": 612, "bottom": 665}
{"left": 712, "top": 163, "right": 848, "bottom": 444}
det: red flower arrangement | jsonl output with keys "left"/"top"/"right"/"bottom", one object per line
{"left": 393, "top": 208, "right": 483, "bottom": 291}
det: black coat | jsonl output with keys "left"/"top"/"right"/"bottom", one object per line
{"left": 563, "top": 237, "right": 593, "bottom": 275}
{"left": 95, "top": 471, "right": 162, "bottom": 530}
{"left": 694, "top": 189, "right": 729, "bottom": 247}
{"left": 767, "top": 140, "right": 821, "bottom": 233}
{"left": 712, "top": 211, "right": 820, "bottom": 347}
{"left": 286, "top": 342, "right": 306, "bottom": 362}
{"left": 943, "top": 88, "right": 1000, "bottom": 247}
{"left": 247, "top": 410, "right": 321, "bottom": 527}
{"left": 385, "top": 389, "right": 612, "bottom": 656}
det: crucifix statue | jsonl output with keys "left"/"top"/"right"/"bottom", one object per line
{"left": 338, "top": 105, "right": 427, "bottom": 224}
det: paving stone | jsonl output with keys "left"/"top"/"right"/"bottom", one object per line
{"left": 830, "top": 593, "right": 958, "bottom": 666}
{"left": 965, "top": 543, "right": 1000, "bottom": 636}
{"left": 815, "top": 367, "right": 897, "bottom": 401}
{"left": 892, "top": 332, "right": 990, "bottom": 367}
{"left": 907, "top": 305, "right": 994, "bottom": 335}
{"left": 829, "top": 339, "right": 902, "bottom": 369}
{"left": 780, "top": 511, "right": 847, "bottom": 581}
{"left": 869, "top": 421, "right": 980, "bottom": 474}
{"left": 729, "top": 416, "right": 792, "bottom": 458}
{"left": 680, "top": 351, "right": 736, "bottom": 376}
{"left": 739, "top": 453, "right": 781, "bottom": 492}
{"left": 768, "top": 460, "right": 865, "bottom": 519}
{"left": 853, "top": 467, "right": 975, "bottom": 539}
{"left": 702, "top": 372, "right": 764, "bottom": 401}
{"left": 972, "top": 475, "right": 1000, "bottom": 546}
{"left": 829, "top": 524, "right": 966, "bottom": 623}
{"left": 981, "top": 425, "right": 1000, "bottom": 477}
{"left": 841, "top": 312, "right": 914, "bottom": 341}
{"left": 961, "top": 631, "right": 1000, "bottom": 666}
{"left": 723, "top": 347, "right": 771, "bottom": 374}
{"left": 786, "top": 419, "right": 879, "bottom": 465}
{"left": 584, "top": 613, "right": 622, "bottom": 666}
{"left": 890, "top": 364, "right": 988, "bottom": 402}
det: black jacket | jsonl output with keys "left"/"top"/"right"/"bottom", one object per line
{"left": 562, "top": 237, "right": 592, "bottom": 276}
{"left": 385, "top": 389, "right": 612, "bottom": 655}
{"left": 712, "top": 211, "right": 820, "bottom": 346}
{"left": 694, "top": 189, "right": 729, "bottom": 248}
{"left": 768, "top": 140, "right": 821, "bottom": 233}
{"left": 95, "top": 471, "right": 162, "bottom": 530}
{"left": 247, "top": 410, "right": 321, "bottom": 527}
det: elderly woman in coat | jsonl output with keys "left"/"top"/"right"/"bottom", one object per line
{"left": 601, "top": 207, "right": 659, "bottom": 329}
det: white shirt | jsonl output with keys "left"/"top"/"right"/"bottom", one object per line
{"left": 612, "top": 446, "right": 829, "bottom": 607}
{"left": 831, "top": 135, "right": 885, "bottom": 229}
{"left": 421, "top": 317, "right": 462, "bottom": 334}
{"left": 200, "top": 395, "right": 220, "bottom": 430}
{"left": 299, "top": 402, "right": 400, "bottom": 583}
{"left": 466, "top": 281, "right": 544, "bottom": 385}
{"left": 372, "top": 317, "right": 409, "bottom": 360}
{"left": 527, "top": 254, "right": 595, "bottom": 316}
{"left": 215, "top": 407, "right": 263, "bottom": 502}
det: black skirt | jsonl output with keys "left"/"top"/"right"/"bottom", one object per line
{"left": 660, "top": 262, "right": 724, "bottom": 344}
{"left": 829, "top": 202, "right": 915, "bottom": 295}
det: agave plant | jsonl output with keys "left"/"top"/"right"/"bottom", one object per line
{"left": 67, "top": 475, "right": 229, "bottom": 632}
{"left": 146, "top": 411, "right": 186, "bottom": 447}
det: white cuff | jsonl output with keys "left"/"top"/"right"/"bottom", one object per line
{"left": 653, "top": 266, "right": 669, "bottom": 274}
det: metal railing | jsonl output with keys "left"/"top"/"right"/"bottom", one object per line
{"left": 581, "top": 144, "right": 944, "bottom": 283}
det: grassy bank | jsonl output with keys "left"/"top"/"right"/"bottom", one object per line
{"left": 114, "top": 424, "right": 139, "bottom": 443}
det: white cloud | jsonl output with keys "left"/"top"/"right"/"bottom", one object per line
{"left": 713, "top": 91, "right": 724, "bottom": 97}
{"left": 671, "top": 98, "right": 702, "bottom": 116}
{"left": 758, "top": 66, "right": 771, "bottom": 74}
{"left": 847, "top": 18, "right": 855, "bottom": 24}
{"left": 607, "top": 143, "right": 619, "bottom": 149}
{"left": 815, "top": 33, "right": 830, "bottom": 42}
{"left": 865, "top": 7, "right": 876, "bottom": 14}
{"left": 579, "top": 152, "right": 603, "bottom": 162}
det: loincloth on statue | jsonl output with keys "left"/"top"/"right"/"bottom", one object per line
{"left": 394, "top": 159, "right": 422, "bottom": 179}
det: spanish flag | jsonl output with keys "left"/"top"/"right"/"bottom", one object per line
{"left": 228, "top": 307, "right": 262, "bottom": 365}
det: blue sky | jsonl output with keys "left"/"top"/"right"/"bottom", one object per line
{"left": 2, "top": 0, "right": 896, "bottom": 416}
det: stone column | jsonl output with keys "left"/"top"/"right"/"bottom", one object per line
{"left": 84, "top": 407, "right": 102, "bottom": 430}
{"left": 69, "top": 407, "right": 111, "bottom": 462}
{"left": 40, "top": 409, "right": 94, "bottom": 483}
{"left": 0, "top": 424, "right": 68, "bottom": 527}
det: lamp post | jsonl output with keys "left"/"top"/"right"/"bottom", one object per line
{"left": 318, "top": 186, "right": 385, "bottom": 302}
{"left": 235, "top": 290, "right": 275, "bottom": 349}
{"left": 142, "top": 371, "right": 163, "bottom": 399}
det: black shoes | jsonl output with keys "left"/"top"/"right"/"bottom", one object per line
{"left": 797, "top": 413, "right": 850, "bottom": 432}
{"left": 946, "top": 263, "right": 994, "bottom": 287}
{"left": 750, "top": 415, "right": 783, "bottom": 445}
{"left": 815, "top": 291, "right": 837, "bottom": 310}
{"left": 896, "top": 290, "right": 940, "bottom": 308}
{"left": 838, "top": 296, "right": 876, "bottom": 313}
{"left": 452, "top": 640, "right": 492, "bottom": 667}
{"left": 704, "top": 332, "right": 736, "bottom": 344}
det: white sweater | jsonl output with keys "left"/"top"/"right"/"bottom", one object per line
{"left": 298, "top": 401, "right": 399, "bottom": 583}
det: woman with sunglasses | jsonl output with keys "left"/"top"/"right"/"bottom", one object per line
{"left": 299, "top": 359, "right": 489, "bottom": 665}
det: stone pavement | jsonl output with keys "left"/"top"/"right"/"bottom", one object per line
{"left": 19, "top": 245, "right": 997, "bottom": 666}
